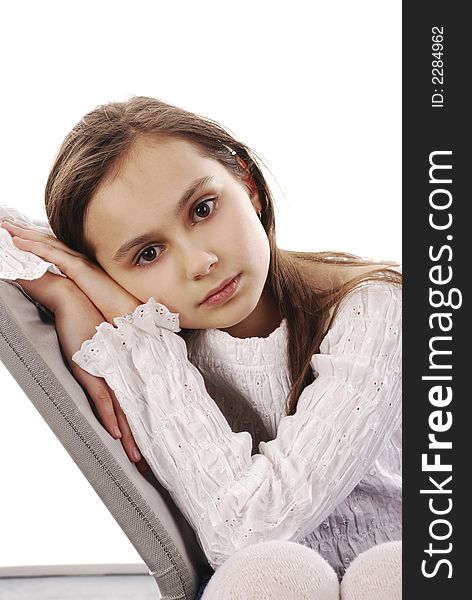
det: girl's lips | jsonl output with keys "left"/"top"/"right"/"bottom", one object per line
{"left": 200, "top": 274, "right": 241, "bottom": 307}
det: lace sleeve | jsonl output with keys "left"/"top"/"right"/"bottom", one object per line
{"left": 0, "top": 205, "right": 66, "bottom": 281}
{"left": 71, "top": 284, "right": 401, "bottom": 570}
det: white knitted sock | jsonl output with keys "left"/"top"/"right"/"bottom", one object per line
{"left": 201, "top": 540, "right": 339, "bottom": 600}
{"left": 340, "top": 541, "right": 402, "bottom": 600}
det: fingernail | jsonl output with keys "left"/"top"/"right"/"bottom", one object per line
{"left": 132, "top": 448, "right": 142, "bottom": 462}
{"left": 113, "top": 427, "right": 122, "bottom": 438}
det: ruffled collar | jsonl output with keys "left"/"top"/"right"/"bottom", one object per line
{"left": 187, "top": 318, "right": 289, "bottom": 368}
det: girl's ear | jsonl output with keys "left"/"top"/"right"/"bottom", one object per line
{"left": 250, "top": 187, "right": 262, "bottom": 216}
{"left": 251, "top": 195, "right": 262, "bottom": 215}
{"left": 236, "top": 155, "right": 260, "bottom": 203}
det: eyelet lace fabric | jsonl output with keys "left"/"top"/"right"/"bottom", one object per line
{"left": 0, "top": 205, "right": 66, "bottom": 280}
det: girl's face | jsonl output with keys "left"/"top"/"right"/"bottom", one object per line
{"left": 85, "top": 136, "right": 274, "bottom": 336}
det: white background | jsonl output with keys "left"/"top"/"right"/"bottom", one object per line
{"left": 0, "top": 0, "right": 401, "bottom": 567}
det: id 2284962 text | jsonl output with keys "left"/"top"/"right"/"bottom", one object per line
{"left": 431, "top": 26, "right": 444, "bottom": 108}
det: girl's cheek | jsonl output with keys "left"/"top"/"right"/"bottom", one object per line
{"left": 147, "top": 282, "right": 179, "bottom": 314}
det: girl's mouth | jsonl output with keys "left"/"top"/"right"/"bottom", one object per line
{"left": 199, "top": 274, "right": 241, "bottom": 307}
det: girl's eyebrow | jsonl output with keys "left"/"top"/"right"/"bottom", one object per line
{"left": 111, "top": 175, "right": 215, "bottom": 263}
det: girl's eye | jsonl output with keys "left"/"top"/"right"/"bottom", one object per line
{"left": 134, "top": 198, "right": 217, "bottom": 269}
{"left": 135, "top": 245, "right": 162, "bottom": 268}
{"left": 193, "top": 198, "right": 216, "bottom": 222}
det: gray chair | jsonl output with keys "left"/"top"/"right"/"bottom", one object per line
{"left": 0, "top": 279, "right": 212, "bottom": 599}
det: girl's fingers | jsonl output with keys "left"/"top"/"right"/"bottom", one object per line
{"left": 75, "top": 370, "right": 122, "bottom": 439}
{"left": 74, "top": 369, "right": 141, "bottom": 467}
{"left": 10, "top": 234, "right": 101, "bottom": 297}
{"left": 1, "top": 220, "right": 85, "bottom": 258}
{"left": 110, "top": 388, "right": 142, "bottom": 463}
{"left": 10, "top": 236, "right": 84, "bottom": 279}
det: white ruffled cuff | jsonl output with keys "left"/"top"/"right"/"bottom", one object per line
{"left": 114, "top": 296, "right": 181, "bottom": 334}
{"left": 71, "top": 297, "right": 181, "bottom": 375}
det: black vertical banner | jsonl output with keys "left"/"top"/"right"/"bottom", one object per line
{"left": 403, "top": 3, "right": 467, "bottom": 597}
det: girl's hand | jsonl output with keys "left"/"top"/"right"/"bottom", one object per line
{"left": 53, "top": 284, "right": 149, "bottom": 474}
{"left": 1, "top": 219, "right": 141, "bottom": 321}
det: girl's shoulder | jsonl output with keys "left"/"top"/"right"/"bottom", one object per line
{"left": 335, "top": 278, "right": 402, "bottom": 323}
{"left": 319, "top": 278, "right": 402, "bottom": 357}
{"left": 305, "top": 260, "right": 401, "bottom": 292}
{"left": 303, "top": 260, "right": 402, "bottom": 316}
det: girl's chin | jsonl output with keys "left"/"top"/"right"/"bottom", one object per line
{"left": 181, "top": 306, "right": 256, "bottom": 332}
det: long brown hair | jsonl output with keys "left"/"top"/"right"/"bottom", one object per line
{"left": 45, "top": 96, "right": 401, "bottom": 417}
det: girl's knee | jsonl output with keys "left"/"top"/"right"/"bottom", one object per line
{"left": 202, "top": 540, "right": 339, "bottom": 600}
{"left": 340, "top": 541, "right": 402, "bottom": 600}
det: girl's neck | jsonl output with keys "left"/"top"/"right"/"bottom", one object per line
{"left": 219, "top": 291, "right": 282, "bottom": 339}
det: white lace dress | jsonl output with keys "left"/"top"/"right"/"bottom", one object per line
{"left": 1, "top": 206, "right": 402, "bottom": 577}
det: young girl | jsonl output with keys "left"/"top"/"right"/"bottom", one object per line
{"left": 0, "top": 96, "right": 401, "bottom": 599}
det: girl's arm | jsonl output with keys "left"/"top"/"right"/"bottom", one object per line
{"left": 70, "top": 282, "right": 401, "bottom": 570}
{"left": 0, "top": 214, "right": 148, "bottom": 470}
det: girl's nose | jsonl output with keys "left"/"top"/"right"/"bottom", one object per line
{"left": 181, "top": 245, "right": 218, "bottom": 279}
